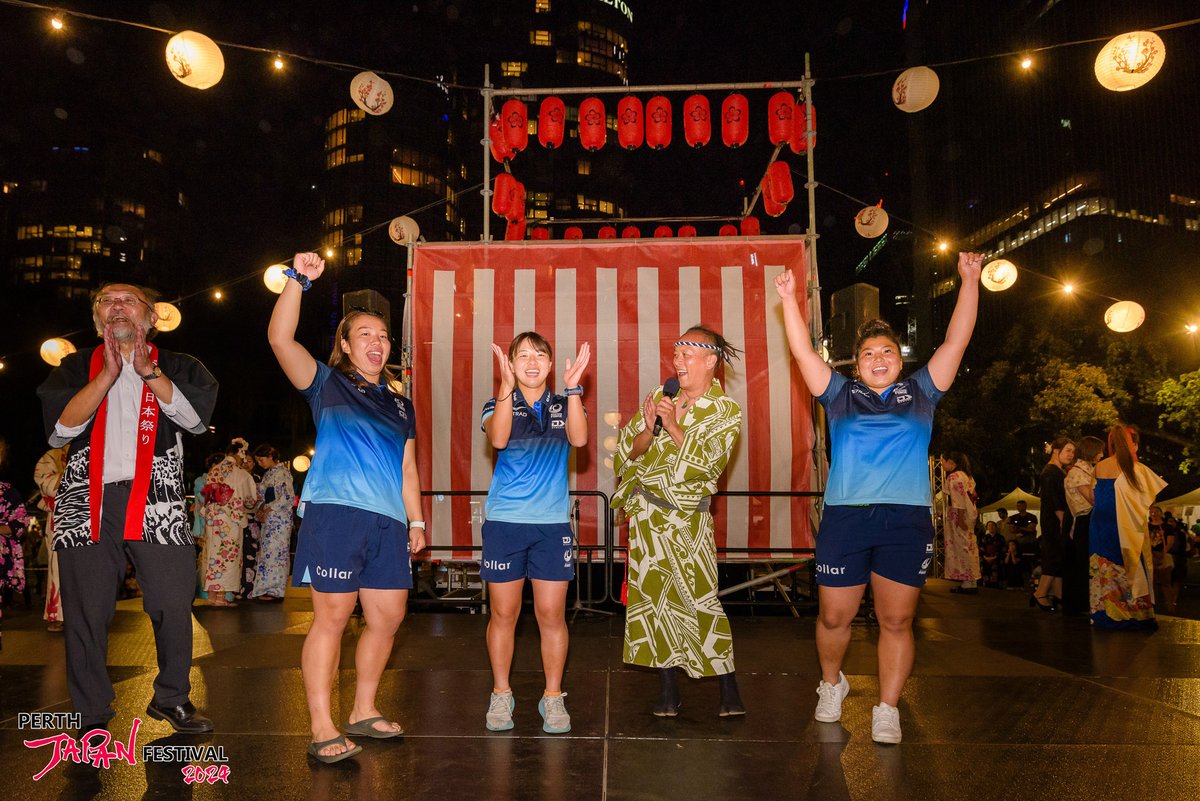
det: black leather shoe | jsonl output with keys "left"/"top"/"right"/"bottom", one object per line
{"left": 145, "top": 701, "right": 214, "bottom": 733}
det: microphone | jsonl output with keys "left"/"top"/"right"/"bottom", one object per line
{"left": 652, "top": 377, "right": 681, "bottom": 436}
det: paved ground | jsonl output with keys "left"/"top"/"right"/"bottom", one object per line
{"left": 1, "top": 578, "right": 1198, "bottom": 800}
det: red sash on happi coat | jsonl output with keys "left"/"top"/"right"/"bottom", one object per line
{"left": 87, "top": 345, "right": 160, "bottom": 542}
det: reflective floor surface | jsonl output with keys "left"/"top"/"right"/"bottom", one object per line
{"left": 2, "top": 580, "right": 1198, "bottom": 800}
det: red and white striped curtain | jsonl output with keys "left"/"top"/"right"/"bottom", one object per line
{"left": 410, "top": 237, "right": 816, "bottom": 559}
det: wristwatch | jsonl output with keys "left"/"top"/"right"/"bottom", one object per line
{"left": 140, "top": 363, "right": 162, "bottom": 381}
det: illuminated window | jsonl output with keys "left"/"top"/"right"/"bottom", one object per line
{"left": 326, "top": 148, "right": 346, "bottom": 169}
{"left": 143, "top": 149, "right": 163, "bottom": 164}
{"left": 599, "top": 200, "right": 614, "bottom": 215}
{"left": 577, "top": 194, "right": 597, "bottom": 212}
{"left": 16, "top": 225, "right": 44, "bottom": 240}
{"left": 578, "top": 160, "right": 591, "bottom": 175}
{"left": 346, "top": 247, "right": 362, "bottom": 266}
{"left": 326, "top": 128, "right": 346, "bottom": 150}
{"left": 391, "top": 165, "right": 447, "bottom": 196}
{"left": 325, "top": 209, "right": 346, "bottom": 229}
{"left": 500, "top": 61, "right": 528, "bottom": 77}
{"left": 530, "top": 209, "right": 549, "bottom": 220}
{"left": 535, "top": 0, "right": 550, "bottom": 11}
{"left": 114, "top": 200, "right": 145, "bottom": 218}
{"left": 347, "top": 153, "right": 364, "bottom": 164}
{"left": 326, "top": 108, "right": 366, "bottom": 131}
{"left": 348, "top": 205, "right": 363, "bottom": 223}
{"left": 531, "top": 30, "right": 552, "bottom": 46}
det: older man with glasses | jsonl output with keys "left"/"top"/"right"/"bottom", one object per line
{"left": 37, "top": 283, "right": 219, "bottom": 737}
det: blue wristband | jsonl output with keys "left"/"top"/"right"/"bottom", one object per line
{"left": 283, "top": 267, "right": 312, "bottom": 291}
{"left": 564, "top": 386, "right": 583, "bottom": 397}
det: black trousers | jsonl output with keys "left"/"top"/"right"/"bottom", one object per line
{"left": 58, "top": 483, "right": 198, "bottom": 726}
{"left": 1062, "top": 513, "right": 1091, "bottom": 616}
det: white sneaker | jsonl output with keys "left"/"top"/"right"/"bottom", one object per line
{"left": 485, "top": 690, "right": 515, "bottom": 731}
{"left": 814, "top": 672, "right": 850, "bottom": 722}
{"left": 872, "top": 702, "right": 902, "bottom": 744}
{"left": 538, "top": 693, "right": 571, "bottom": 734}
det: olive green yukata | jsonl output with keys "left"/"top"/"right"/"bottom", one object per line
{"left": 612, "top": 379, "right": 742, "bottom": 678}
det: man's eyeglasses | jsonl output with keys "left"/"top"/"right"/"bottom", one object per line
{"left": 94, "top": 295, "right": 150, "bottom": 309}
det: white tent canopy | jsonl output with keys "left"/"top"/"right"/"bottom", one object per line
{"left": 1159, "top": 487, "right": 1200, "bottom": 524}
{"left": 979, "top": 488, "right": 1041, "bottom": 520}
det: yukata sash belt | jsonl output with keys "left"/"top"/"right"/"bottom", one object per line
{"left": 634, "top": 483, "right": 711, "bottom": 514}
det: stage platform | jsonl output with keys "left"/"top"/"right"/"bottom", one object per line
{"left": 2, "top": 580, "right": 1198, "bottom": 800}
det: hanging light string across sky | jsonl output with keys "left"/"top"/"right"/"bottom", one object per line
{"left": 1, "top": 181, "right": 483, "bottom": 367}
{"left": 5, "top": 0, "right": 1198, "bottom": 93}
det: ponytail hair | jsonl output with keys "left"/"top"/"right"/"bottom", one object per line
{"left": 1106, "top": 424, "right": 1140, "bottom": 490}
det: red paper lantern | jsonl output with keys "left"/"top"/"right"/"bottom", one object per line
{"left": 505, "top": 181, "right": 526, "bottom": 223}
{"left": 501, "top": 99, "right": 528, "bottom": 153}
{"left": 492, "top": 173, "right": 516, "bottom": 217}
{"left": 645, "top": 95, "right": 672, "bottom": 149}
{"left": 677, "top": 224, "right": 697, "bottom": 237}
{"left": 790, "top": 103, "right": 816, "bottom": 153}
{"left": 767, "top": 91, "right": 795, "bottom": 146}
{"left": 740, "top": 216, "right": 761, "bottom": 236}
{"left": 762, "top": 179, "right": 786, "bottom": 217}
{"left": 505, "top": 219, "right": 526, "bottom": 241}
{"left": 579, "top": 97, "right": 607, "bottom": 152}
{"left": 489, "top": 116, "right": 513, "bottom": 162}
{"left": 617, "top": 96, "right": 644, "bottom": 150}
{"left": 683, "top": 94, "right": 711, "bottom": 148}
{"left": 538, "top": 96, "right": 565, "bottom": 149}
{"left": 718, "top": 224, "right": 738, "bottom": 237}
{"left": 597, "top": 225, "right": 617, "bottom": 239}
{"left": 654, "top": 225, "right": 674, "bottom": 237}
{"left": 531, "top": 226, "right": 550, "bottom": 240}
{"left": 621, "top": 225, "right": 641, "bottom": 239}
{"left": 766, "top": 161, "right": 794, "bottom": 204}
{"left": 721, "top": 93, "right": 749, "bottom": 148}
{"left": 564, "top": 226, "right": 583, "bottom": 240}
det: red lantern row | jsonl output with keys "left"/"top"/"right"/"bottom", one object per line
{"left": 491, "top": 173, "right": 525, "bottom": 223}
{"left": 501, "top": 221, "right": 763, "bottom": 240}
{"left": 491, "top": 93, "right": 816, "bottom": 159}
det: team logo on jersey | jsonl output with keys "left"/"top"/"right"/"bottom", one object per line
{"left": 551, "top": 419, "right": 565, "bottom": 428}
{"left": 893, "top": 382, "right": 912, "bottom": 404}
{"left": 920, "top": 557, "right": 932, "bottom": 572}
{"left": 549, "top": 403, "right": 563, "bottom": 414}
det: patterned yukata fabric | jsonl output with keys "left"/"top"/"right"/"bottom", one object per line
{"left": 1089, "top": 465, "right": 1167, "bottom": 631}
{"left": 202, "top": 457, "right": 257, "bottom": 594}
{"left": 250, "top": 463, "right": 294, "bottom": 599}
{"left": 943, "top": 470, "right": 980, "bottom": 581}
{"left": 34, "top": 448, "right": 67, "bottom": 623}
{"left": 0, "top": 480, "right": 30, "bottom": 595}
{"left": 612, "top": 379, "right": 741, "bottom": 678}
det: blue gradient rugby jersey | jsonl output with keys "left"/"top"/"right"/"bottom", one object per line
{"left": 481, "top": 389, "right": 579, "bottom": 524}
{"left": 817, "top": 365, "right": 944, "bottom": 507}
{"left": 299, "top": 362, "right": 416, "bottom": 523}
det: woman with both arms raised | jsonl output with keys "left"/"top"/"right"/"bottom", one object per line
{"left": 775, "top": 252, "right": 981, "bottom": 744}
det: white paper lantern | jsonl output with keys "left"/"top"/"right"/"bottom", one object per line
{"left": 292, "top": 454, "right": 311, "bottom": 472}
{"left": 1104, "top": 300, "right": 1145, "bottom": 333}
{"left": 854, "top": 205, "right": 889, "bottom": 238}
{"left": 981, "top": 259, "right": 1019, "bottom": 292}
{"left": 388, "top": 216, "right": 420, "bottom": 245}
{"left": 40, "top": 337, "right": 76, "bottom": 367}
{"left": 892, "top": 66, "right": 940, "bottom": 112}
{"left": 153, "top": 302, "right": 182, "bottom": 332}
{"left": 1094, "top": 31, "right": 1165, "bottom": 92}
{"left": 602, "top": 411, "right": 621, "bottom": 428}
{"left": 263, "top": 264, "right": 289, "bottom": 294}
{"left": 350, "top": 71, "right": 394, "bottom": 116}
{"left": 602, "top": 435, "right": 618, "bottom": 453}
{"left": 165, "top": 30, "right": 225, "bottom": 90}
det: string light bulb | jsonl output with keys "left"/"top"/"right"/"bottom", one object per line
{"left": 50, "top": 13, "right": 65, "bottom": 31}
{"left": 213, "top": 290, "right": 224, "bottom": 300}
{"left": 273, "top": 55, "right": 284, "bottom": 70}
{"left": 1185, "top": 324, "right": 1198, "bottom": 334}
{"left": 1020, "top": 56, "right": 1033, "bottom": 70}
{"left": 937, "top": 241, "right": 950, "bottom": 253}
{"left": 1062, "top": 283, "right": 1074, "bottom": 294}
{"left": 324, "top": 248, "right": 334, "bottom": 258}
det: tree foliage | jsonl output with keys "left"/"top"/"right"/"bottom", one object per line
{"left": 1157, "top": 369, "right": 1200, "bottom": 474}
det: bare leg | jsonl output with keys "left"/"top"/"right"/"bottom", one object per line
{"left": 302, "top": 589, "right": 358, "bottom": 757}
{"left": 531, "top": 579, "right": 569, "bottom": 693}
{"left": 348, "top": 588, "right": 407, "bottom": 734}
{"left": 870, "top": 573, "right": 922, "bottom": 707}
{"left": 816, "top": 584, "right": 867, "bottom": 684}
{"left": 486, "top": 579, "right": 525, "bottom": 692}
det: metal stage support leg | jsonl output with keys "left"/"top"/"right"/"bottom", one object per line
{"left": 568, "top": 500, "right": 614, "bottom": 621}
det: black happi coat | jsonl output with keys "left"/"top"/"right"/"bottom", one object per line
{"left": 37, "top": 346, "right": 219, "bottom": 549}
